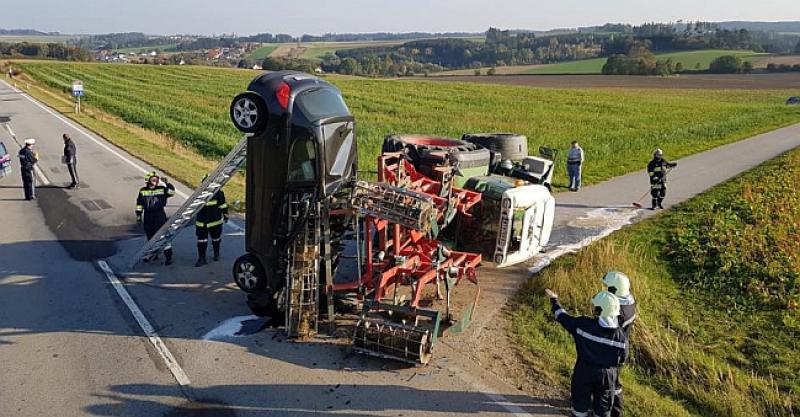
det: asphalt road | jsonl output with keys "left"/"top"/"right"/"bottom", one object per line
{"left": 1, "top": 76, "right": 799, "bottom": 417}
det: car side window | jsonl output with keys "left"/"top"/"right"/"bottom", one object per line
{"left": 288, "top": 137, "right": 316, "bottom": 183}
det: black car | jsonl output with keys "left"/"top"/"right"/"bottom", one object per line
{"left": 788, "top": 96, "right": 800, "bottom": 105}
{"left": 0, "top": 141, "right": 11, "bottom": 178}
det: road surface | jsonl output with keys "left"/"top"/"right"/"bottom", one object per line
{"left": 1, "top": 77, "right": 799, "bottom": 417}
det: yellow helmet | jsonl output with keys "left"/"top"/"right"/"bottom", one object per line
{"left": 145, "top": 171, "right": 159, "bottom": 183}
{"left": 602, "top": 271, "right": 631, "bottom": 298}
{"left": 591, "top": 290, "right": 620, "bottom": 319}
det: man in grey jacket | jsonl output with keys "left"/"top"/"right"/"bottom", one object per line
{"left": 567, "top": 140, "right": 584, "bottom": 192}
{"left": 63, "top": 133, "right": 79, "bottom": 189}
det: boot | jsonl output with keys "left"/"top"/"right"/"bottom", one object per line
{"left": 658, "top": 198, "right": 665, "bottom": 209}
{"left": 195, "top": 256, "right": 207, "bottom": 267}
{"left": 651, "top": 198, "right": 658, "bottom": 210}
{"left": 164, "top": 248, "right": 173, "bottom": 266}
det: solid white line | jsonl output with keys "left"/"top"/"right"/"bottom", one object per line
{"left": 96, "top": 260, "right": 192, "bottom": 387}
{"left": 451, "top": 365, "right": 537, "bottom": 417}
{"left": 4, "top": 122, "right": 50, "bottom": 186}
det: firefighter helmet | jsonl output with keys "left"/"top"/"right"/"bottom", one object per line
{"left": 145, "top": 171, "right": 159, "bottom": 183}
{"left": 602, "top": 271, "right": 631, "bottom": 298}
{"left": 591, "top": 290, "right": 620, "bottom": 318}
{"left": 654, "top": 148, "right": 663, "bottom": 157}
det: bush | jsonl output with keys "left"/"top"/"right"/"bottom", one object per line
{"left": 709, "top": 55, "right": 743, "bottom": 73}
{"left": 474, "top": 69, "right": 481, "bottom": 76}
{"left": 487, "top": 67, "right": 496, "bottom": 75}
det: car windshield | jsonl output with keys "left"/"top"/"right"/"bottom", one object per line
{"left": 295, "top": 87, "right": 350, "bottom": 121}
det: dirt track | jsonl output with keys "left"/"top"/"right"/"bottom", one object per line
{"left": 424, "top": 73, "right": 800, "bottom": 89}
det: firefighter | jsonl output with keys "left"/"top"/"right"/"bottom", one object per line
{"left": 136, "top": 171, "right": 175, "bottom": 265}
{"left": 18, "top": 138, "right": 39, "bottom": 200}
{"left": 194, "top": 175, "right": 228, "bottom": 267}
{"left": 602, "top": 271, "right": 636, "bottom": 417}
{"left": 545, "top": 288, "right": 627, "bottom": 417}
{"left": 647, "top": 149, "right": 677, "bottom": 210}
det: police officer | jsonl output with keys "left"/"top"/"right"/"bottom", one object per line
{"left": 136, "top": 171, "right": 175, "bottom": 265}
{"left": 545, "top": 288, "right": 627, "bottom": 417}
{"left": 63, "top": 133, "right": 80, "bottom": 189}
{"left": 18, "top": 138, "right": 38, "bottom": 200}
{"left": 647, "top": 149, "right": 677, "bottom": 210}
{"left": 194, "top": 175, "right": 228, "bottom": 267}
{"left": 602, "top": 272, "right": 636, "bottom": 417}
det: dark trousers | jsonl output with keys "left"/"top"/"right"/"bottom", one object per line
{"left": 611, "top": 367, "right": 624, "bottom": 417}
{"left": 570, "top": 363, "right": 617, "bottom": 417}
{"left": 67, "top": 163, "right": 79, "bottom": 186}
{"left": 650, "top": 184, "right": 666, "bottom": 208}
{"left": 21, "top": 169, "right": 35, "bottom": 200}
{"left": 144, "top": 211, "right": 172, "bottom": 260}
{"left": 196, "top": 224, "right": 223, "bottom": 259}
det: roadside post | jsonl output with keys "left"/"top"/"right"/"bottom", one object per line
{"left": 72, "top": 80, "right": 84, "bottom": 113}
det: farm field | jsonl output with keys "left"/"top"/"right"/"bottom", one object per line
{"left": 13, "top": 62, "right": 800, "bottom": 191}
{"left": 0, "top": 34, "right": 81, "bottom": 43}
{"left": 513, "top": 146, "right": 800, "bottom": 417}
{"left": 113, "top": 43, "right": 179, "bottom": 54}
{"left": 246, "top": 44, "right": 280, "bottom": 60}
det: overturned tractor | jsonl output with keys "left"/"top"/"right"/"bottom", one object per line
{"left": 228, "top": 71, "right": 554, "bottom": 364}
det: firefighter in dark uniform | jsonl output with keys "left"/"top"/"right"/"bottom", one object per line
{"left": 194, "top": 175, "right": 228, "bottom": 267}
{"left": 602, "top": 272, "right": 637, "bottom": 417}
{"left": 18, "top": 138, "right": 39, "bottom": 200}
{"left": 545, "top": 288, "right": 627, "bottom": 417}
{"left": 647, "top": 148, "right": 677, "bottom": 210}
{"left": 136, "top": 171, "right": 175, "bottom": 265}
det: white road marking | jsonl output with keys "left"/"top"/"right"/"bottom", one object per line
{"left": 96, "top": 260, "right": 192, "bottom": 387}
{"left": 4, "top": 121, "right": 50, "bottom": 186}
{"left": 450, "top": 365, "right": 538, "bottom": 417}
{"left": 201, "top": 315, "right": 259, "bottom": 341}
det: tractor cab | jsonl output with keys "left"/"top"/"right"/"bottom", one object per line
{"left": 229, "top": 71, "right": 356, "bottom": 315}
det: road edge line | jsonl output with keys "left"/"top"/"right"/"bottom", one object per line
{"left": 450, "top": 365, "right": 537, "bottom": 417}
{"left": 96, "top": 260, "right": 192, "bottom": 388}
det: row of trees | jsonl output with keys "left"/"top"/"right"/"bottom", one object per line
{"left": 601, "top": 47, "right": 682, "bottom": 75}
{"left": 0, "top": 42, "right": 92, "bottom": 61}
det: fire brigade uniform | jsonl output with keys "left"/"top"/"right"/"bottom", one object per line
{"left": 603, "top": 272, "right": 637, "bottom": 417}
{"left": 136, "top": 172, "right": 175, "bottom": 264}
{"left": 194, "top": 189, "right": 228, "bottom": 266}
{"left": 551, "top": 291, "right": 627, "bottom": 417}
{"left": 647, "top": 149, "right": 677, "bottom": 210}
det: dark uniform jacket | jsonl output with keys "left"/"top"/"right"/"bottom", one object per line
{"left": 551, "top": 298, "right": 628, "bottom": 368}
{"left": 618, "top": 295, "right": 636, "bottom": 337}
{"left": 63, "top": 139, "right": 77, "bottom": 165}
{"left": 18, "top": 147, "right": 37, "bottom": 172}
{"left": 647, "top": 158, "right": 677, "bottom": 186}
{"left": 136, "top": 183, "right": 175, "bottom": 217}
{"left": 196, "top": 190, "right": 228, "bottom": 228}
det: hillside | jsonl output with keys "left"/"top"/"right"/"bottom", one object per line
{"left": 512, "top": 147, "right": 800, "bottom": 417}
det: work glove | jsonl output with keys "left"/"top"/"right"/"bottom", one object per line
{"left": 544, "top": 288, "right": 558, "bottom": 299}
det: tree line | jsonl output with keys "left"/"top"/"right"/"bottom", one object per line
{"left": 0, "top": 42, "right": 92, "bottom": 61}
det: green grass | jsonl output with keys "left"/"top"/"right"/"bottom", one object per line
{"left": 522, "top": 49, "right": 770, "bottom": 74}
{"left": 511, "top": 148, "right": 800, "bottom": 416}
{"left": 13, "top": 61, "right": 800, "bottom": 191}
{"left": 114, "top": 43, "right": 179, "bottom": 54}
{"left": 247, "top": 44, "right": 279, "bottom": 60}
{"left": 300, "top": 46, "right": 340, "bottom": 60}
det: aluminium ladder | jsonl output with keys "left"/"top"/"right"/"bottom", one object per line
{"left": 128, "top": 135, "right": 249, "bottom": 268}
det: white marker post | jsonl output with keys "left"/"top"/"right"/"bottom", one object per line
{"left": 72, "top": 80, "right": 84, "bottom": 113}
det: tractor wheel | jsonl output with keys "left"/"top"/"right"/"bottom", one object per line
{"left": 230, "top": 92, "right": 268, "bottom": 134}
{"left": 462, "top": 133, "right": 528, "bottom": 162}
{"left": 382, "top": 135, "right": 490, "bottom": 169}
{"left": 232, "top": 253, "right": 267, "bottom": 293}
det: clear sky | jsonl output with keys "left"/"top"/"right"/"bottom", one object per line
{"left": 2, "top": 0, "right": 799, "bottom": 36}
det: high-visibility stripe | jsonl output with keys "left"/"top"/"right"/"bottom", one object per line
{"left": 167, "top": 188, "right": 175, "bottom": 196}
{"left": 576, "top": 328, "right": 627, "bottom": 349}
{"left": 206, "top": 200, "right": 218, "bottom": 206}
{"left": 622, "top": 314, "right": 637, "bottom": 328}
{"left": 218, "top": 203, "right": 228, "bottom": 209}
{"left": 206, "top": 219, "right": 224, "bottom": 227}
{"left": 139, "top": 189, "right": 166, "bottom": 196}
{"left": 554, "top": 308, "right": 566, "bottom": 318}
{"left": 197, "top": 239, "right": 208, "bottom": 243}
{"left": 212, "top": 238, "right": 222, "bottom": 242}
{"left": 136, "top": 205, "right": 144, "bottom": 210}
{"left": 571, "top": 410, "right": 589, "bottom": 417}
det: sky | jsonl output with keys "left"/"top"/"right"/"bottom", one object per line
{"left": 1, "top": 0, "right": 799, "bottom": 36}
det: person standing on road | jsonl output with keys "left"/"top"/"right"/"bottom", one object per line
{"left": 567, "top": 140, "right": 584, "bottom": 192}
{"left": 545, "top": 288, "right": 627, "bottom": 417}
{"left": 136, "top": 171, "right": 175, "bottom": 265}
{"left": 647, "top": 148, "right": 677, "bottom": 210}
{"left": 194, "top": 174, "right": 229, "bottom": 267}
{"left": 18, "top": 138, "right": 39, "bottom": 201}
{"left": 62, "top": 133, "right": 80, "bottom": 189}
{"left": 602, "top": 272, "right": 637, "bottom": 417}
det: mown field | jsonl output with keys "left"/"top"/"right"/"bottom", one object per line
{"left": 13, "top": 61, "right": 800, "bottom": 191}
{"left": 247, "top": 44, "right": 280, "bottom": 60}
{"left": 512, "top": 147, "right": 800, "bottom": 417}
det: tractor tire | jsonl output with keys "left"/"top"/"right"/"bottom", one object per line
{"left": 232, "top": 253, "right": 268, "bottom": 293}
{"left": 230, "top": 92, "right": 268, "bottom": 134}
{"left": 462, "top": 133, "right": 528, "bottom": 162}
{"left": 383, "top": 135, "right": 490, "bottom": 170}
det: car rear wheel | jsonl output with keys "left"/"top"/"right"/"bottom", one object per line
{"left": 230, "top": 92, "right": 268, "bottom": 134}
{"left": 233, "top": 254, "right": 267, "bottom": 293}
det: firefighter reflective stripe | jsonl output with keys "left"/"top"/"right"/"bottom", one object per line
{"left": 139, "top": 189, "right": 167, "bottom": 196}
{"left": 197, "top": 239, "right": 208, "bottom": 243}
{"left": 218, "top": 202, "right": 228, "bottom": 209}
{"left": 212, "top": 237, "right": 221, "bottom": 242}
{"left": 206, "top": 199, "right": 218, "bottom": 207}
{"left": 554, "top": 308, "right": 566, "bottom": 318}
{"left": 196, "top": 219, "right": 224, "bottom": 228}
{"left": 136, "top": 205, "right": 143, "bottom": 211}
{"left": 651, "top": 183, "right": 663, "bottom": 189}
{"left": 576, "top": 329, "right": 627, "bottom": 349}
{"left": 571, "top": 410, "right": 589, "bottom": 417}
{"left": 622, "top": 314, "right": 637, "bottom": 328}
{"left": 166, "top": 187, "right": 175, "bottom": 196}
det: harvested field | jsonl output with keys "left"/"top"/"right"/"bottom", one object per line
{"left": 755, "top": 54, "right": 800, "bottom": 68}
{"left": 426, "top": 73, "right": 800, "bottom": 89}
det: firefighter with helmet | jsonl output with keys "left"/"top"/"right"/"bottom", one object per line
{"left": 602, "top": 271, "right": 636, "bottom": 417}
{"left": 647, "top": 148, "right": 677, "bottom": 210}
{"left": 136, "top": 171, "right": 175, "bottom": 265}
{"left": 194, "top": 174, "right": 229, "bottom": 267}
{"left": 545, "top": 288, "right": 627, "bottom": 417}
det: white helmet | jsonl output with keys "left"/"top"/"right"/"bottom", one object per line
{"left": 24, "top": 138, "right": 36, "bottom": 145}
{"left": 591, "top": 290, "right": 620, "bottom": 319}
{"left": 654, "top": 148, "right": 663, "bottom": 157}
{"left": 602, "top": 271, "right": 631, "bottom": 298}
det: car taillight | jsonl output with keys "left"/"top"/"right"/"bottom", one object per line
{"left": 276, "top": 82, "right": 290, "bottom": 110}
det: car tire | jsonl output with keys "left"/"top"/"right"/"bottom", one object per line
{"left": 233, "top": 253, "right": 267, "bottom": 293}
{"left": 462, "top": 133, "right": 528, "bottom": 161}
{"left": 230, "top": 92, "right": 268, "bottom": 134}
{"left": 245, "top": 291, "right": 282, "bottom": 319}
